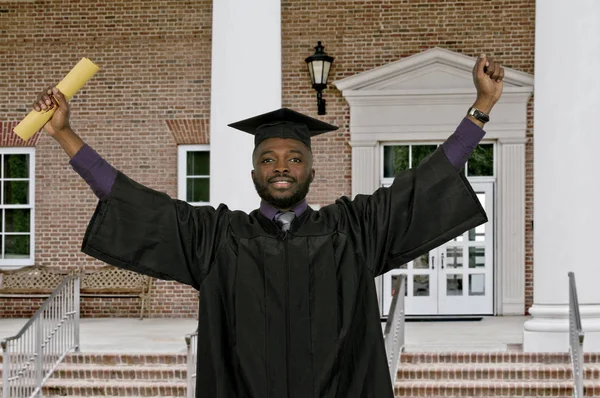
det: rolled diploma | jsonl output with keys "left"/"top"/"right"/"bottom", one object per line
{"left": 13, "top": 58, "right": 100, "bottom": 141}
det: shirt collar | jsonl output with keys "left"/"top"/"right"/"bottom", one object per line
{"left": 259, "top": 199, "right": 308, "bottom": 220}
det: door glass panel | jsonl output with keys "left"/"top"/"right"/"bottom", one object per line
{"left": 413, "top": 253, "right": 429, "bottom": 269}
{"left": 446, "top": 274, "right": 463, "bottom": 296}
{"left": 469, "top": 274, "right": 485, "bottom": 296}
{"left": 469, "top": 247, "right": 485, "bottom": 268}
{"left": 413, "top": 275, "right": 429, "bottom": 296}
{"left": 391, "top": 275, "right": 407, "bottom": 297}
{"left": 445, "top": 247, "right": 463, "bottom": 269}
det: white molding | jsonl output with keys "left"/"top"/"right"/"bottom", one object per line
{"left": 334, "top": 47, "right": 535, "bottom": 91}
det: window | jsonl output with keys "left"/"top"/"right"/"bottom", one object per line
{"left": 381, "top": 142, "right": 495, "bottom": 187}
{"left": 178, "top": 145, "right": 210, "bottom": 205}
{"left": 0, "top": 148, "right": 35, "bottom": 267}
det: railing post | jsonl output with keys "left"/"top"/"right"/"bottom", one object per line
{"left": 383, "top": 274, "right": 406, "bottom": 385}
{"left": 35, "top": 315, "right": 43, "bottom": 397}
{"left": 569, "top": 271, "right": 584, "bottom": 398}
{"left": 2, "top": 339, "right": 9, "bottom": 398}
{"left": 74, "top": 276, "right": 81, "bottom": 352}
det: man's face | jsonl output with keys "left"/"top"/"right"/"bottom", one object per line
{"left": 251, "top": 137, "right": 315, "bottom": 210}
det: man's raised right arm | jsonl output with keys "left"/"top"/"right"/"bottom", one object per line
{"left": 34, "top": 87, "right": 116, "bottom": 199}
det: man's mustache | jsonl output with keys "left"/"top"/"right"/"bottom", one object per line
{"left": 268, "top": 174, "right": 296, "bottom": 183}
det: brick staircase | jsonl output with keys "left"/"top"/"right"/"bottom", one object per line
{"left": 1, "top": 353, "right": 188, "bottom": 397}
{"left": 3, "top": 351, "right": 600, "bottom": 397}
{"left": 395, "top": 352, "right": 600, "bottom": 397}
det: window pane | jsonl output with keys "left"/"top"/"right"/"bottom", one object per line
{"left": 413, "top": 275, "right": 429, "bottom": 296}
{"left": 3, "top": 181, "right": 29, "bottom": 204}
{"left": 469, "top": 274, "right": 485, "bottom": 296}
{"left": 391, "top": 275, "right": 407, "bottom": 297}
{"left": 187, "top": 151, "right": 210, "bottom": 176}
{"left": 5, "top": 209, "right": 30, "bottom": 232}
{"left": 445, "top": 247, "right": 463, "bottom": 269}
{"left": 446, "top": 274, "right": 463, "bottom": 296}
{"left": 4, "top": 235, "right": 30, "bottom": 259}
{"left": 467, "top": 144, "right": 494, "bottom": 176}
{"left": 413, "top": 253, "right": 429, "bottom": 269}
{"left": 383, "top": 146, "right": 409, "bottom": 177}
{"left": 186, "top": 178, "right": 209, "bottom": 202}
{"left": 4, "top": 154, "right": 29, "bottom": 178}
{"left": 411, "top": 145, "right": 437, "bottom": 168}
{"left": 469, "top": 247, "right": 486, "bottom": 268}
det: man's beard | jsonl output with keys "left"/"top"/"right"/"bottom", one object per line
{"left": 253, "top": 174, "right": 312, "bottom": 209}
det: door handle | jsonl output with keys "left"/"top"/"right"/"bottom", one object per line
{"left": 431, "top": 255, "right": 435, "bottom": 270}
{"left": 441, "top": 253, "right": 445, "bottom": 269}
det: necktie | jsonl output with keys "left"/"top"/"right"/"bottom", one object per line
{"left": 274, "top": 211, "right": 296, "bottom": 232}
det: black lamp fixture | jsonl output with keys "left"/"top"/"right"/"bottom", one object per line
{"left": 305, "top": 41, "right": 334, "bottom": 115}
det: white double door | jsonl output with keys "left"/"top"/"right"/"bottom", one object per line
{"left": 381, "top": 182, "right": 494, "bottom": 316}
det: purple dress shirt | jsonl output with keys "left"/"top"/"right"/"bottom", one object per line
{"left": 69, "top": 117, "right": 485, "bottom": 219}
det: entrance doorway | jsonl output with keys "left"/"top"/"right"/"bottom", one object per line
{"left": 381, "top": 182, "right": 494, "bottom": 316}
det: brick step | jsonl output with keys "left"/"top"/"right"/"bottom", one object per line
{"left": 41, "top": 379, "right": 186, "bottom": 397}
{"left": 393, "top": 380, "right": 600, "bottom": 397}
{"left": 397, "top": 363, "right": 600, "bottom": 381}
{"left": 401, "top": 352, "right": 600, "bottom": 364}
{"left": 50, "top": 363, "right": 188, "bottom": 380}
{"left": 62, "top": 352, "right": 187, "bottom": 365}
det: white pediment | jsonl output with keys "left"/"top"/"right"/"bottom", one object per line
{"left": 334, "top": 47, "right": 534, "bottom": 93}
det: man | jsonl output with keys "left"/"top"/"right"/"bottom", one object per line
{"left": 33, "top": 53, "right": 503, "bottom": 397}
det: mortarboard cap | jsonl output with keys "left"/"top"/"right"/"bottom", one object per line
{"left": 227, "top": 108, "right": 338, "bottom": 149}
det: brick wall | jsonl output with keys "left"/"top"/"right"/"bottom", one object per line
{"left": 281, "top": 0, "right": 535, "bottom": 313}
{"left": 0, "top": 0, "right": 212, "bottom": 318}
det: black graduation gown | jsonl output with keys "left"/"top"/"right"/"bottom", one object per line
{"left": 81, "top": 147, "right": 486, "bottom": 398}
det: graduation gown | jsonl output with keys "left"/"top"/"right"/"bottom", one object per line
{"left": 81, "top": 147, "right": 486, "bottom": 398}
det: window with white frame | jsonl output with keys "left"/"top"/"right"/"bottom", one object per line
{"left": 381, "top": 142, "right": 495, "bottom": 187}
{"left": 178, "top": 145, "right": 210, "bottom": 205}
{"left": 0, "top": 148, "right": 35, "bottom": 267}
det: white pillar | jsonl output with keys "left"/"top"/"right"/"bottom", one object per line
{"left": 524, "top": 0, "right": 600, "bottom": 351}
{"left": 210, "top": 0, "right": 281, "bottom": 212}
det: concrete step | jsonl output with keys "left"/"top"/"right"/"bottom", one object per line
{"left": 41, "top": 379, "right": 186, "bottom": 397}
{"left": 393, "top": 380, "right": 600, "bottom": 397}
{"left": 51, "top": 363, "right": 188, "bottom": 380}
{"left": 400, "top": 351, "right": 600, "bottom": 365}
{"left": 397, "top": 362, "right": 600, "bottom": 381}
{"left": 62, "top": 352, "right": 187, "bottom": 365}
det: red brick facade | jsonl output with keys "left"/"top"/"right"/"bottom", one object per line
{"left": 0, "top": 0, "right": 535, "bottom": 317}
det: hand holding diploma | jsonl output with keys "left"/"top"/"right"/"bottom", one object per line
{"left": 31, "top": 87, "right": 85, "bottom": 158}
{"left": 14, "top": 57, "right": 99, "bottom": 141}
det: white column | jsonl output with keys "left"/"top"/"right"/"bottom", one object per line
{"left": 524, "top": 0, "right": 600, "bottom": 351}
{"left": 350, "top": 141, "right": 378, "bottom": 196}
{"left": 498, "top": 139, "right": 526, "bottom": 315}
{"left": 210, "top": 0, "right": 281, "bottom": 212}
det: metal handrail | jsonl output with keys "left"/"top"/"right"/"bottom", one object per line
{"left": 568, "top": 271, "right": 584, "bottom": 398}
{"left": 1, "top": 273, "right": 80, "bottom": 398}
{"left": 383, "top": 274, "right": 406, "bottom": 385}
{"left": 185, "top": 328, "right": 198, "bottom": 398}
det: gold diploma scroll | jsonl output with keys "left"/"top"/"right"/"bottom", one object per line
{"left": 13, "top": 58, "right": 100, "bottom": 141}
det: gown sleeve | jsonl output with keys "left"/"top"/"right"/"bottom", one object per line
{"left": 80, "top": 171, "right": 229, "bottom": 290}
{"left": 337, "top": 147, "right": 487, "bottom": 277}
